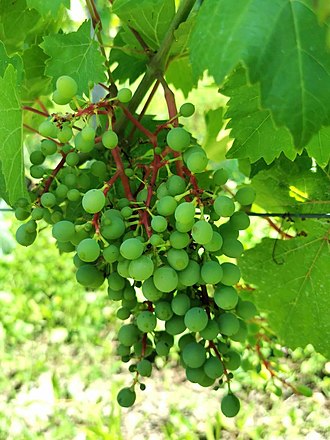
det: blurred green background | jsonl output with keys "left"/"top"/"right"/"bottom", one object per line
{"left": 0, "top": 212, "right": 329, "bottom": 440}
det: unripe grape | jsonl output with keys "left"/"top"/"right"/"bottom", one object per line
{"left": 186, "top": 151, "right": 208, "bottom": 173}
{"left": 182, "top": 342, "right": 206, "bottom": 368}
{"left": 57, "top": 125, "right": 73, "bottom": 143}
{"left": 81, "top": 126, "right": 95, "bottom": 142}
{"left": 117, "top": 88, "right": 132, "bottom": 103}
{"left": 151, "top": 215, "right": 167, "bottom": 232}
{"left": 235, "top": 186, "right": 256, "bottom": 206}
{"left": 137, "top": 359, "right": 152, "bottom": 377}
{"left": 153, "top": 266, "right": 178, "bottom": 292}
{"left": 184, "top": 307, "right": 208, "bottom": 332}
{"left": 166, "top": 175, "right": 186, "bottom": 196}
{"left": 129, "top": 255, "right": 154, "bottom": 281}
{"left": 180, "top": 102, "right": 195, "bottom": 117}
{"left": 166, "top": 127, "right": 191, "bottom": 152}
{"left": 40, "top": 192, "right": 56, "bottom": 208}
{"left": 30, "top": 150, "right": 45, "bottom": 165}
{"left": 214, "top": 286, "right": 238, "bottom": 310}
{"left": 56, "top": 75, "right": 78, "bottom": 99}
{"left": 156, "top": 195, "right": 177, "bottom": 216}
{"left": 236, "top": 300, "right": 257, "bottom": 319}
{"left": 52, "top": 220, "right": 75, "bottom": 242}
{"left": 136, "top": 311, "right": 157, "bottom": 332}
{"left": 53, "top": 90, "right": 70, "bottom": 105}
{"left": 213, "top": 196, "right": 235, "bottom": 217}
{"left": 221, "top": 394, "right": 240, "bottom": 417}
{"left": 117, "top": 387, "right": 136, "bottom": 407}
{"left": 76, "top": 265, "right": 104, "bottom": 288}
{"left": 174, "top": 202, "right": 195, "bottom": 223}
{"left": 221, "top": 262, "right": 241, "bottom": 286}
{"left": 67, "top": 188, "right": 81, "bottom": 202}
{"left": 39, "top": 120, "right": 58, "bottom": 138}
{"left": 213, "top": 168, "right": 228, "bottom": 186}
{"left": 102, "top": 130, "right": 118, "bottom": 149}
{"left": 192, "top": 220, "right": 213, "bottom": 244}
{"left": 77, "top": 238, "right": 100, "bottom": 262}
{"left": 120, "top": 238, "right": 144, "bottom": 260}
{"left": 82, "top": 189, "right": 106, "bottom": 214}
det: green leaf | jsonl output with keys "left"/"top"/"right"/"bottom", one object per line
{"left": 305, "top": 127, "right": 330, "bottom": 167}
{"left": 190, "top": 0, "right": 330, "bottom": 149}
{"left": 0, "top": 65, "right": 27, "bottom": 206}
{"left": 21, "top": 44, "right": 52, "bottom": 101}
{"left": 202, "top": 108, "right": 228, "bottom": 162}
{"left": 251, "top": 155, "right": 330, "bottom": 213}
{"left": 166, "top": 56, "right": 196, "bottom": 97}
{"left": 40, "top": 21, "right": 106, "bottom": 95}
{"left": 27, "top": 0, "right": 70, "bottom": 15}
{"left": 0, "top": 40, "right": 24, "bottom": 86}
{"left": 222, "top": 67, "right": 297, "bottom": 164}
{"left": 112, "top": 0, "right": 175, "bottom": 50}
{"left": 239, "top": 221, "right": 330, "bottom": 358}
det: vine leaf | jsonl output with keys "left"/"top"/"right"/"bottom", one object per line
{"left": 112, "top": 0, "right": 175, "bottom": 50}
{"left": 0, "top": 40, "right": 24, "bottom": 86}
{"left": 189, "top": 0, "right": 330, "bottom": 149}
{"left": 0, "top": 65, "right": 28, "bottom": 206}
{"left": 222, "top": 67, "right": 330, "bottom": 167}
{"left": 251, "top": 155, "right": 330, "bottom": 213}
{"left": 21, "top": 44, "right": 52, "bottom": 101}
{"left": 40, "top": 21, "right": 106, "bottom": 95}
{"left": 26, "top": 0, "right": 70, "bottom": 15}
{"left": 239, "top": 221, "right": 330, "bottom": 358}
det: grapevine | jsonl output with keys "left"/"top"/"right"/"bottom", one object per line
{"left": 16, "top": 73, "right": 259, "bottom": 416}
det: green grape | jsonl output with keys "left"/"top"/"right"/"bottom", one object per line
{"left": 76, "top": 265, "right": 104, "bottom": 288}
{"left": 57, "top": 125, "right": 73, "bottom": 143}
{"left": 123, "top": 285, "right": 135, "bottom": 300}
{"left": 30, "top": 150, "right": 45, "bottom": 165}
{"left": 184, "top": 307, "right": 208, "bottom": 332}
{"left": 77, "top": 238, "right": 100, "bottom": 262}
{"left": 65, "top": 151, "right": 80, "bottom": 167}
{"left": 218, "top": 313, "right": 240, "bottom": 336}
{"left": 149, "top": 234, "right": 163, "bottom": 246}
{"left": 120, "top": 238, "right": 144, "bottom": 260}
{"left": 117, "top": 259, "right": 130, "bottom": 278}
{"left": 169, "top": 231, "right": 190, "bottom": 249}
{"left": 175, "top": 219, "right": 194, "bottom": 233}
{"left": 40, "top": 192, "right": 56, "bottom": 208}
{"left": 57, "top": 240, "right": 75, "bottom": 253}
{"left": 117, "top": 344, "right": 130, "bottom": 356}
{"left": 213, "top": 196, "right": 235, "bottom": 217}
{"left": 125, "top": 168, "right": 134, "bottom": 177}
{"left": 117, "top": 88, "right": 132, "bottom": 103}
{"left": 70, "top": 228, "right": 89, "bottom": 246}
{"left": 108, "top": 287, "right": 124, "bottom": 301}
{"left": 171, "top": 293, "right": 190, "bottom": 315}
{"left": 55, "top": 184, "right": 69, "bottom": 199}
{"left": 196, "top": 372, "right": 215, "bottom": 387}
{"left": 81, "top": 126, "right": 95, "bottom": 142}
{"left": 74, "top": 131, "right": 94, "bottom": 152}
{"left": 118, "top": 324, "right": 140, "bottom": 346}
{"left": 102, "top": 130, "right": 118, "bottom": 149}
{"left": 117, "top": 387, "right": 136, "bottom": 407}
{"left": 142, "top": 278, "right": 163, "bottom": 302}
{"left": 39, "top": 120, "right": 58, "bottom": 138}
{"left": 103, "top": 244, "right": 119, "bottom": 263}
{"left": 156, "top": 182, "right": 169, "bottom": 198}
{"left": 178, "top": 260, "right": 200, "bottom": 286}
{"left": 221, "top": 238, "right": 244, "bottom": 258}
{"left": 117, "top": 307, "right": 131, "bottom": 320}
{"left": 101, "top": 217, "right": 126, "bottom": 240}
{"left": 186, "top": 367, "right": 207, "bottom": 384}
{"left": 67, "top": 188, "right": 81, "bottom": 202}
{"left": 214, "top": 286, "right": 238, "bottom": 310}
{"left": 167, "top": 248, "right": 189, "bottom": 271}
{"left": 30, "top": 165, "right": 45, "bottom": 179}
{"left": 16, "top": 224, "right": 37, "bottom": 247}
{"left": 191, "top": 220, "right": 213, "bottom": 244}
{"left": 31, "top": 207, "right": 44, "bottom": 221}
{"left": 180, "top": 102, "right": 195, "bottom": 117}
{"left": 91, "top": 160, "right": 107, "bottom": 178}
{"left": 231, "top": 319, "right": 248, "bottom": 342}
{"left": 221, "top": 394, "right": 240, "bottom": 417}
{"left": 203, "top": 231, "right": 223, "bottom": 252}
{"left": 56, "top": 75, "right": 78, "bottom": 99}
{"left": 200, "top": 261, "right": 223, "bottom": 284}
{"left": 151, "top": 215, "right": 167, "bottom": 232}
{"left": 200, "top": 319, "right": 219, "bottom": 340}
{"left": 108, "top": 272, "right": 126, "bottom": 291}
{"left": 221, "top": 262, "right": 241, "bottom": 286}
{"left": 186, "top": 151, "right": 208, "bottom": 173}
{"left": 40, "top": 139, "right": 57, "bottom": 156}
{"left": 82, "top": 189, "right": 106, "bottom": 214}
{"left": 154, "top": 301, "right": 173, "bottom": 321}
{"left": 236, "top": 186, "right": 256, "bottom": 206}
{"left": 213, "top": 168, "right": 228, "bottom": 186}
{"left": 153, "top": 265, "right": 178, "bottom": 292}
{"left": 174, "top": 202, "right": 195, "bottom": 223}
{"left": 166, "top": 175, "right": 186, "bottom": 196}
{"left": 121, "top": 206, "right": 133, "bottom": 218}
{"left": 178, "top": 334, "right": 195, "bottom": 351}
{"left": 136, "top": 311, "right": 157, "bottom": 332}
{"left": 64, "top": 173, "right": 77, "bottom": 188}
{"left": 165, "top": 315, "right": 186, "bottom": 335}
{"left": 156, "top": 195, "right": 177, "bottom": 216}
{"left": 129, "top": 255, "right": 154, "bottom": 281}
{"left": 167, "top": 127, "right": 191, "bottom": 152}
{"left": 218, "top": 222, "right": 239, "bottom": 240}
{"left": 236, "top": 300, "right": 257, "bottom": 319}
{"left": 15, "top": 207, "right": 30, "bottom": 221}
{"left": 182, "top": 342, "right": 206, "bottom": 368}
{"left": 155, "top": 340, "right": 171, "bottom": 356}
{"left": 203, "top": 356, "right": 224, "bottom": 379}
{"left": 52, "top": 220, "right": 75, "bottom": 242}
{"left": 229, "top": 211, "right": 250, "bottom": 230}
{"left": 137, "top": 359, "right": 152, "bottom": 377}
{"left": 53, "top": 90, "right": 70, "bottom": 105}
{"left": 224, "top": 351, "right": 241, "bottom": 370}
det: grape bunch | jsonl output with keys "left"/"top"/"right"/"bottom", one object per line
{"left": 16, "top": 75, "right": 258, "bottom": 417}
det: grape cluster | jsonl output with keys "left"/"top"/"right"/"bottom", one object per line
{"left": 16, "top": 76, "right": 258, "bottom": 417}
